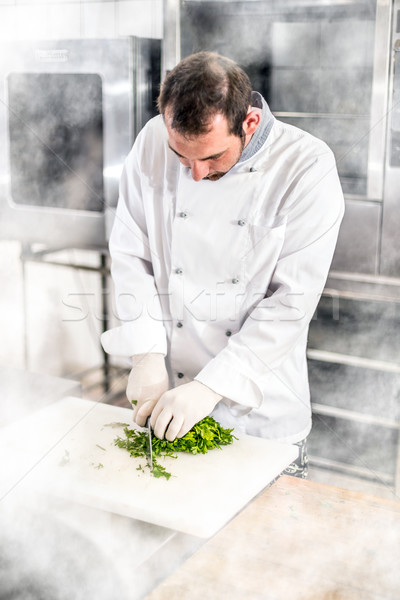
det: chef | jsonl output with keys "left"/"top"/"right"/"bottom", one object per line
{"left": 101, "top": 52, "right": 344, "bottom": 477}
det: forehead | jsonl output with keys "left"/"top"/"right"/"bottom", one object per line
{"left": 164, "top": 109, "right": 235, "bottom": 160}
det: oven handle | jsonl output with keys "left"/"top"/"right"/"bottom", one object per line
{"left": 367, "top": 0, "right": 393, "bottom": 201}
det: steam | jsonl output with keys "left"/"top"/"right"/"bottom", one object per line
{"left": 0, "top": 402, "right": 205, "bottom": 600}
{"left": 0, "top": 491, "right": 127, "bottom": 600}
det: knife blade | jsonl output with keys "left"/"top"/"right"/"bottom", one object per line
{"left": 145, "top": 416, "right": 153, "bottom": 471}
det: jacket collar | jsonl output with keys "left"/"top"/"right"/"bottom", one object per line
{"left": 239, "top": 92, "right": 274, "bottom": 163}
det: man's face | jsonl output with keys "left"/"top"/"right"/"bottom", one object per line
{"left": 165, "top": 110, "right": 245, "bottom": 182}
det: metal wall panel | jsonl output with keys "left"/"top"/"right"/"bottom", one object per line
{"left": 381, "top": 2, "right": 400, "bottom": 276}
{"left": 165, "top": 0, "right": 396, "bottom": 280}
{"left": 331, "top": 199, "right": 381, "bottom": 274}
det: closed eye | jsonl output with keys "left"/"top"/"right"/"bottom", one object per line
{"left": 168, "top": 143, "right": 226, "bottom": 161}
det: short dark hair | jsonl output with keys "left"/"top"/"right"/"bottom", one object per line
{"left": 157, "top": 52, "right": 252, "bottom": 139}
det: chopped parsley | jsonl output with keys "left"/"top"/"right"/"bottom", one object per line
{"left": 114, "top": 416, "right": 237, "bottom": 480}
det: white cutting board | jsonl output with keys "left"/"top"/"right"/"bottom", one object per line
{"left": 0, "top": 397, "right": 297, "bottom": 538}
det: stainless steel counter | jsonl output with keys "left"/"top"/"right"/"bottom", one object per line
{"left": 0, "top": 366, "right": 81, "bottom": 426}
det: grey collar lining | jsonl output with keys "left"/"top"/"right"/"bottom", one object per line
{"left": 239, "top": 92, "right": 274, "bottom": 163}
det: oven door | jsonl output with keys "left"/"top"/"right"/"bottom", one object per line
{"left": 0, "top": 37, "right": 160, "bottom": 249}
{"left": 164, "top": 0, "right": 392, "bottom": 276}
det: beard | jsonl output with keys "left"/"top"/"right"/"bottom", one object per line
{"left": 204, "top": 171, "right": 226, "bottom": 181}
{"left": 203, "top": 135, "right": 246, "bottom": 181}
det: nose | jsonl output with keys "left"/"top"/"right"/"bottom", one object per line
{"left": 190, "top": 160, "right": 209, "bottom": 181}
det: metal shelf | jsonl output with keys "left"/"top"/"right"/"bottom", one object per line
{"left": 20, "top": 243, "right": 111, "bottom": 391}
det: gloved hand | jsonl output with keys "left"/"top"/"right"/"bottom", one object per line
{"left": 127, "top": 353, "right": 169, "bottom": 427}
{"left": 150, "top": 380, "right": 222, "bottom": 441}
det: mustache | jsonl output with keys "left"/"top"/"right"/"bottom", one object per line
{"left": 203, "top": 171, "right": 226, "bottom": 181}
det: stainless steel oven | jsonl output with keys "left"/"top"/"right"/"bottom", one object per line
{"left": 0, "top": 37, "right": 160, "bottom": 249}
{"left": 163, "top": 0, "right": 400, "bottom": 279}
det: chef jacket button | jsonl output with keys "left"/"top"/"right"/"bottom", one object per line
{"left": 179, "top": 211, "right": 187, "bottom": 218}
{"left": 177, "top": 321, "right": 183, "bottom": 328}
{"left": 177, "top": 372, "right": 184, "bottom": 379}
{"left": 231, "top": 278, "right": 240, "bottom": 284}
{"left": 175, "top": 268, "right": 183, "bottom": 275}
{"left": 250, "top": 167, "right": 257, "bottom": 172}
{"left": 225, "top": 330, "right": 232, "bottom": 337}
{"left": 237, "top": 219, "right": 246, "bottom": 226}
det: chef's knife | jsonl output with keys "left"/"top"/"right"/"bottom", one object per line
{"left": 145, "top": 416, "right": 153, "bottom": 471}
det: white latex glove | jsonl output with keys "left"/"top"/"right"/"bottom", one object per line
{"left": 150, "top": 380, "right": 222, "bottom": 441}
{"left": 127, "top": 353, "right": 169, "bottom": 427}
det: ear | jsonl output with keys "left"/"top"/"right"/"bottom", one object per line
{"left": 242, "top": 108, "right": 261, "bottom": 137}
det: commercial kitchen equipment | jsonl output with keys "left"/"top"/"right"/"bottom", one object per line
{"left": 0, "top": 37, "right": 160, "bottom": 249}
{"left": 163, "top": 0, "right": 400, "bottom": 279}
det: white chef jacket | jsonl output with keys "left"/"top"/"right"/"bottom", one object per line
{"left": 101, "top": 112, "right": 344, "bottom": 444}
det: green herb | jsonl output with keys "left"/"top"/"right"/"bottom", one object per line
{"left": 114, "top": 416, "right": 237, "bottom": 480}
{"left": 151, "top": 462, "right": 172, "bottom": 480}
{"left": 103, "top": 422, "right": 130, "bottom": 429}
{"left": 96, "top": 444, "right": 106, "bottom": 451}
{"left": 91, "top": 462, "right": 104, "bottom": 470}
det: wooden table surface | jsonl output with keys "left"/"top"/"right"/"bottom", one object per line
{"left": 145, "top": 475, "right": 400, "bottom": 600}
